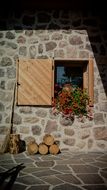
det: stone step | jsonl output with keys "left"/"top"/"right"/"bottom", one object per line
{"left": 0, "top": 134, "right": 9, "bottom": 154}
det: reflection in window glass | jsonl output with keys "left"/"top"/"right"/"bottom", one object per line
{"left": 56, "top": 66, "right": 83, "bottom": 88}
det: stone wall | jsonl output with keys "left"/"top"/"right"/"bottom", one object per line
{"left": 0, "top": 10, "right": 107, "bottom": 152}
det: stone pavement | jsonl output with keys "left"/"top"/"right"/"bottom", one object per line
{"left": 0, "top": 151, "right": 107, "bottom": 190}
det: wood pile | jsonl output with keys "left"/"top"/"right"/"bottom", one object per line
{"left": 27, "top": 134, "right": 60, "bottom": 155}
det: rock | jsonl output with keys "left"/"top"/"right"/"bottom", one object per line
{"left": 93, "top": 127, "right": 107, "bottom": 140}
{"left": 0, "top": 57, "right": 13, "bottom": 66}
{"left": 94, "top": 113, "right": 105, "bottom": 125}
{"left": 63, "top": 138, "right": 75, "bottom": 146}
{"left": 45, "top": 120, "right": 58, "bottom": 133}
{"left": 32, "top": 125, "right": 41, "bottom": 135}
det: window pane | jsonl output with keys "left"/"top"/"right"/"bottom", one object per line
{"left": 56, "top": 66, "right": 83, "bottom": 88}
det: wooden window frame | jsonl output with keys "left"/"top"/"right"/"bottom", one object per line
{"left": 54, "top": 59, "right": 94, "bottom": 106}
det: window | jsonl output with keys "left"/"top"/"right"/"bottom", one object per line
{"left": 55, "top": 59, "right": 94, "bottom": 106}
{"left": 16, "top": 59, "right": 94, "bottom": 106}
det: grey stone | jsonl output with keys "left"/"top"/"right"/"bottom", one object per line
{"left": 7, "top": 67, "right": 16, "bottom": 78}
{"left": 28, "top": 38, "right": 38, "bottom": 44}
{"left": 59, "top": 41, "right": 68, "bottom": 48}
{"left": 0, "top": 126, "right": 10, "bottom": 134}
{"left": 83, "top": 185, "right": 107, "bottom": 190}
{"left": 77, "top": 174, "right": 104, "bottom": 184}
{"left": 0, "top": 91, "right": 12, "bottom": 102}
{"left": 0, "top": 49, "right": 5, "bottom": 56}
{"left": 0, "top": 102, "right": 4, "bottom": 111}
{"left": 76, "top": 141, "right": 86, "bottom": 149}
{"left": 88, "top": 139, "right": 94, "bottom": 149}
{"left": 71, "top": 164, "right": 98, "bottom": 173}
{"left": 39, "top": 34, "right": 49, "bottom": 41}
{"left": 24, "top": 136, "right": 36, "bottom": 145}
{"left": 63, "top": 138, "right": 75, "bottom": 146}
{"left": 93, "top": 127, "right": 107, "bottom": 140}
{"left": 56, "top": 174, "right": 81, "bottom": 184}
{"left": 0, "top": 69, "right": 5, "bottom": 77}
{"left": 41, "top": 175, "right": 63, "bottom": 185}
{"left": 19, "top": 46, "right": 27, "bottom": 56}
{"left": 19, "top": 107, "right": 32, "bottom": 114}
{"left": 13, "top": 113, "right": 22, "bottom": 125}
{"left": 45, "top": 120, "right": 58, "bottom": 133}
{"left": 94, "top": 89, "right": 99, "bottom": 104}
{"left": 38, "top": 44, "right": 43, "bottom": 54}
{"left": 66, "top": 46, "right": 78, "bottom": 58}
{"left": 28, "top": 185, "right": 50, "bottom": 190}
{"left": 17, "top": 175, "right": 44, "bottom": 185}
{"left": 19, "top": 126, "right": 29, "bottom": 134}
{"left": 6, "top": 42, "right": 17, "bottom": 49}
{"left": 79, "top": 129, "right": 90, "bottom": 139}
{"left": 94, "top": 113, "right": 105, "bottom": 125}
{"left": 7, "top": 80, "right": 15, "bottom": 90}
{"left": 51, "top": 33, "right": 63, "bottom": 40}
{"left": 53, "top": 184, "right": 82, "bottom": 190}
{"left": 9, "top": 183, "right": 27, "bottom": 190}
{"left": 35, "top": 160, "right": 54, "bottom": 167}
{"left": 33, "top": 169, "right": 60, "bottom": 177}
{"left": 45, "top": 42, "right": 57, "bottom": 51}
{"left": 100, "top": 102, "right": 107, "bottom": 112}
{"left": 53, "top": 164, "right": 71, "bottom": 171}
{"left": 0, "top": 57, "right": 13, "bottom": 66}
{"left": 24, "top": 117, "right": 39, "bottom": 123}
{"left": 79, "top": 51, "right": 89, "bottom": 58}
{"left": 0, "top": 32, "right": 3, "bottom": 38}
{"left": 25, "top": 30, "right": 33, "bottom": 36}
{"left": 36, "top": 109, "right": 47, "bottom": 118}
{"left": 0, "top": 114, "right": 2, "bottom": 123}
{"left": 17, "top": 35, "right": 26, "bottom": 43}
{"left": 0, "top": 41, "right": 5, "bottom": 46}
{"left": 0, "top": 81, "right": 5, "bottom": 89}
{"left": 69, "top": 36, "right": 83, "bottom": 45}
{"left": 6, "top": 31, "right": 15, "bottom": 39}
{"left": 29, "top": 45, "right": 36, "bottom": 58}
{"left": 60, "top": 115, "right": 74, "bottom": 126}
{"left": 64, "top": 128, "right": 74, "bottom": 136}
{"left": 97, "top": 142, "right": 105, "bottom": 149}
{"left": 32, "top": 125, "right": 41, "bottom": 135}
{"left": 54, "top": 49, "right": 65, "bottom": 58}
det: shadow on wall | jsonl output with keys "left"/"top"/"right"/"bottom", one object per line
{"left": 0, "top": 7, "right": 107, "bottom": 98}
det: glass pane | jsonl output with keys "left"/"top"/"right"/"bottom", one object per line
{"left": 56, "top": 66, "right": 83, "bottom": 88}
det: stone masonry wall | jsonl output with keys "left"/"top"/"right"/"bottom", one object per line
{"left": 0, "top": 11, "right": 107, "bottom": 152}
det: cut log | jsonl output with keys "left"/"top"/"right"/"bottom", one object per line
{"left": 49, "top": 143, "right": 60, "bottom": 155}
{"left": 38, "top": 143, "right": 48, "bottom": 155}
{"left": 27, "top": 142, "right": 38, "bottom": 155}
{"left": 43, "top": 134, "right": 54, "bottom": 146}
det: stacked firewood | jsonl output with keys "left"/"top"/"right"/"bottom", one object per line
{"left": 27, "top": 134, "right": 60, "bottom": 155}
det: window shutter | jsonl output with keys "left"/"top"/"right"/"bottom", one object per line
{"left": 17, "top": 59, "right": 54, "bottom": 105}
{"left": 88, "top": 59, "right": 94, "bottom": 106}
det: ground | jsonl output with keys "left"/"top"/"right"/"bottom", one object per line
{"left": 0, "top": 151, "right": 107, "bottom": 190}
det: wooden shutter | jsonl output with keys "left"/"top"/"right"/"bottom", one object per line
{"left": 17, "top": 59, "right": 54, "bottom": 105}
{"left": 88, "top": 59, "right": 94, "bottom": 106}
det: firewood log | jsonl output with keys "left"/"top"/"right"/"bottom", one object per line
{"left": 38, "top": 143, "right": 48, "bottom": 155}
{"left": 49, "top": 143, "right": 60, "bottom": 155}
{"left": 43, "top": 134, "right": 54, "bottom": 146}
{"left": 27, "top": 142, "right": 38, "bottom": 155}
